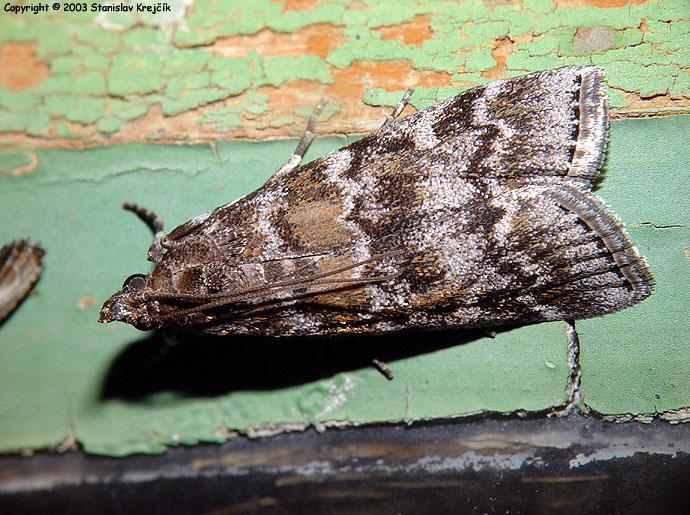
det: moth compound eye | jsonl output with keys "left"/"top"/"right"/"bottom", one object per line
{"left": 122, "top": 274, "right": 147, "bottom": 293}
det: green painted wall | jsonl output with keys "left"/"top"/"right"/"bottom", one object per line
{"left": 0, "top": 116, "right": 688, "bottom": 455}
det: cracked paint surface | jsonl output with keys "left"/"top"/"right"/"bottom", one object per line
{"left": 0, "top": 115, "right": 687, "bottom": 456}
{"left": 0, "top": 0, "right": 689, "bottom": 146}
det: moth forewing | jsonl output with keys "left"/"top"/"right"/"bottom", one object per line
{"left": 100, "top": 65, "right": 652, "bottom": 337}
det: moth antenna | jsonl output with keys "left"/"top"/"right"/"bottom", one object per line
{"left": 122, "top": 202, "right": 166, "bottom": 263}
{"left": 381, "top": 87, "right": 414, "bottom": 129}
{"left": 273, "top": 98, "right": 328, "bottom": 179}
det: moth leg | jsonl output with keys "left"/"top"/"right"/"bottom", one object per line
{"left": 380, "top": 87, "right": 414, "bottom": 129}
{"left": 273, "top": 98, "right": 327, "bottom": 179}
{"left": 372, "top": 358, "right": 394, "bottom": 380}
{"left": 123, "top": 202, "right": 166, "bottom": 263}
{"left": 563, "top": 319, "right": 582, "bottom": 412}
{"left": 548, "top": 320, "right": 582, "bottom": 417}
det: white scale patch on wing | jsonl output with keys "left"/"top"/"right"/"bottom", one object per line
{"left": 252, "top": 186, "right": 289, "bottom": 257}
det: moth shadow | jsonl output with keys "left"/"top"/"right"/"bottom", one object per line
{"left": 100, "top": 327, "right": 511, "bottom": 400}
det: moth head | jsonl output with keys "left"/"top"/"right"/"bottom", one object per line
{"left": 99, "top": 273, "right": 157, "bottom": 330}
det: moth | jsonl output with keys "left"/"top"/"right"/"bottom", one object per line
{"left": 0, "top": 240, "right": 44, "bottom": 323}
{"left": 100, "top": 66, "right": 653, "bottom": 338}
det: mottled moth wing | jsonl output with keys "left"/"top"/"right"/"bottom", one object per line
{"left": 100, "top": 66, "right": 652, "bottom": 336}
{"left": 0, "top": 240, "right": 44, "bottom": 322}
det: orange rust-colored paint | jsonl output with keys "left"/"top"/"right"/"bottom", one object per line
{"left": 329, "top": 61, "right": 451, "bottom": 128}
{"left": 332, "top": 60, "right": 452, "bottom": 92}
{"left": 253, "top": 61, "right": 452, "bottom": 135}
{"left": 378, "top": 15, "right": 434, "bottom": 47}
{"left": 0, "top": 43, "right": 50, "bottom": 91}
{"left": 482, "top": 37, "right": 514, "bottom": 80}
{"left": 213, "top": 24, "right": 341, "bottom": 60}
{"left": 277, "top": 0, "right": 318, "bottom": 12}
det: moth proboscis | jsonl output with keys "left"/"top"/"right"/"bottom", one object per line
{"left": 100, "top": 66, "right": 653, "bottom": 350}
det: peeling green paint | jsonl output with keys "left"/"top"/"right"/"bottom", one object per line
{"left": 26, "top": 111, "right": 51, "bottom": 136}
{"left": 602, "top": 59, "right": 677, "bottom": 97}
{"left": 45, "top": 95, "right": 104, "bottom": 124}
{"left": 69, "top": 97, "right": 105, "bottom": 124}
{"left": 607, "top": 88, "right": 626, "bottom": 109}
{"left": 163, "top": 50, "right": 212, "bottom": 75}
{"left": 55, "top": 121, "right": 83, "bottom": 138}
{"left": 464, "top": 48, "right": 496, "bottom": 72}
{"left": 122, "top": 28, "right": 164, "bottom": 48}
{"left": 104, "top": 99, "right": 148, "bottom": 121}
{"left": 262, "top": 55, "right": 333, "bottom": 86}
{"left": 162, "top": 87, "right": 227, "bottom": 115}
{"left": 39, "top": 72, "right": 107, "bottom": 96}
{"left": 518, "top": 34, "right": 559, "bottom": 56}
{"left": 616, "top": 27, "right": 644, "bottom": 48}
{"left": 450, "top": 71, "right": 490, "bottom": 85}
{"left": 0, "top": 109, "right": 30, "bottom": 131}
{"left": 293, "top": 102, "right": 339, "bottom": 122}
{"left": 33, "top": 22, "right": 72, "bottom": 57}
{"left": 108, "top": 52, "right": 166, "bottom": 96}
{"left": 197, "top": 92, "right": 270, "bottom": 130}
{"left": 74, "top": 24, "right": 120, "bottom": 53}
{"left": 165, "top": 72, "right": 212, "bottom": 99}
{"left": 97, "top": 117, "right": 125, "bottom": 134}
{"left": 0, "top": 89, "right": 40, "bottom": 109}
{"left": 327, "top": 35, "right": 403, "bottom": 68}
{"left": 51, "top": 56, "right": 81, "bottom": 74}
{"left": 461, "top": 21, "right": 510, "bottom": 43}
{"left": 0, "top": 1, "right": 688, "bottom": 138}
{"left": 207, "top": 56, "right": 255, "bottom": 95}
{"left": 73, "top": 46, "right": 111, "bottom": 71}
{"left": 364, "top": 86, "right": 468, "bottom": 111}
{"left": 199, "top": 109, "right": 243, "bottom": 130}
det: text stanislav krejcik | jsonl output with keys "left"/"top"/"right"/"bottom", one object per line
{"left": 91, "top": 2, "right": 171, "bottom": 14}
